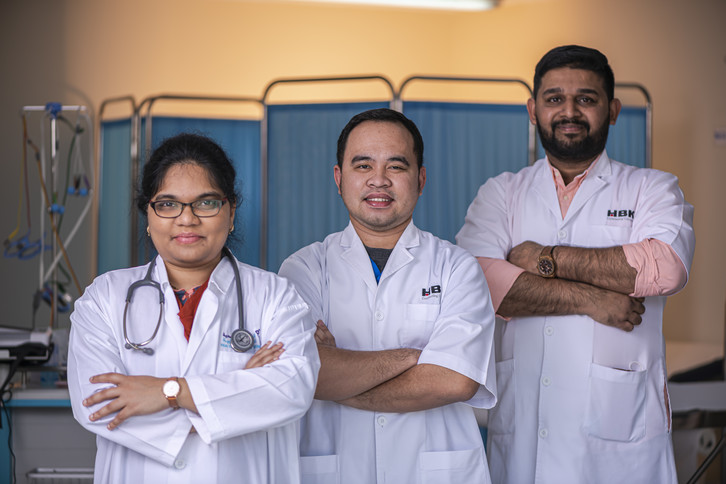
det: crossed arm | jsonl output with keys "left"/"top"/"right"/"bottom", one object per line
{"left": 313, "top": 321, "right": 479, "bottom": 412}
{"left": 82, "top": 342, "right": 285, "bottom": 430}
{"left": 497, "top": 241, "right": 644, "bottom": 332}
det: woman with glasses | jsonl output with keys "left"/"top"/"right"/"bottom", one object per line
{"left": 68, "top": 133, "right": 319, "bottom": 483}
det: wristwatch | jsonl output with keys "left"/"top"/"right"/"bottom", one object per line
{"left": 162, "top": 377, "right": 181, "bottom": 410}
{"left": 537, "top": 246, "right": 557, "bottom": 278}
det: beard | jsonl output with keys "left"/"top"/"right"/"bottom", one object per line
{"left": 537, "top": 116, "right": 610, "bottom": 164}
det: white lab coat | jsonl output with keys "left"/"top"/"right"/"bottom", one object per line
{"left": 279, "top": 222, "right": 497, "bottom": 484}
{"left": 456, "top": 152, "right": 695, "bottom": 484}
{"left": 68, "top": 254, "right": 320, "bottom": 484}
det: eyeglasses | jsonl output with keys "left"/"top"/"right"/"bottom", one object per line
{"left": 149, "top": 198, "right": 228, "bottom": 218}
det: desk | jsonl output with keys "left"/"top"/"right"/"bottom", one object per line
{"left": 1, "top": 388, "right": 96, "bottom": 483}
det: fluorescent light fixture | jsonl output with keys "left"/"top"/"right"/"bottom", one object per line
{"left": 286, "top": 0, "right": 498, "bottom": 10}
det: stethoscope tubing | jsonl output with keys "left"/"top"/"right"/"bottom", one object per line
{"left": 123, "top": 247, "right": 253, "bottom": 355}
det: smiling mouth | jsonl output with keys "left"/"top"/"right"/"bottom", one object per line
{"left": 364, "top": 196, "right": 393, "bottom": 208}
{"left": 174, "top": 234, "right": 203, "bottom": 243}
{"left": 554, "top": 119, "right": 589, "bottom": 133}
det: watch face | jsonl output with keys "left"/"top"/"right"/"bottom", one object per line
{"left": 163, "top": 380, "right": 180, "bottom": 397}
{"left": 538, "top": 258, "right": 555, "bottom": 276}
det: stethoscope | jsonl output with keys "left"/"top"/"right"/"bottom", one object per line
{"left": 123, "top": 247, "right": 254, "bottom": 355}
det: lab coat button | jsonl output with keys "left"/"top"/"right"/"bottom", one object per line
{"left": 557, "top": 230, "right": 567, "bottom": 239}
{"left": 374, "top": 311, "right": 384, "bottom": 321}
{"left": 174, "top": 459, "right": 186, "bottom": 469}
{"left": 539, "top": 428, "right": 548, "bottom": 438}
{"left": 542, "top": 377, "right": 551, "bottom": 386}
{"left": 377, "top": 416, "right": 387, "bottom": 426}
{"left": 544, "top": 326, "right": 554, "bottom": 336}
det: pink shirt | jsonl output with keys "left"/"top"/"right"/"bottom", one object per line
{"left": 480, "top": 159, "right": 688, "bottom": 311}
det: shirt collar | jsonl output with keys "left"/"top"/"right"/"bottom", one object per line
{"left": 546, "top": 151, "right": 607, "bottom": 189}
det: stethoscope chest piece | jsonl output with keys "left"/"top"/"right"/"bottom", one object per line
{"left": 231, "top": 328, "right": 254, "bottom": 353}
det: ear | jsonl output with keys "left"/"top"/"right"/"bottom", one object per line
{"left": 609, "top": 98, "right": 622, "bottom": 125}
{"left": 334, "top": 164, "right": 342, "bottom": 195}
{"left": 418, "top": 166, "right": 426, "bottom": 194}
{"left": 526, "top": 98, "right": 537, "bottom": 125}
{"left": 229, "top": 201, "right": 236, "bottom": 226}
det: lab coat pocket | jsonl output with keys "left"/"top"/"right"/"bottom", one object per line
{"left": 488, "top": 358, "right": 515, "bottom": 435}
{"left": 216, "top": 351, "right": 252, "bottom": 372}
{"left": 585, "top": 363, "right": 646, "bottom": 442}
{"left": 419, "top": 448, "right": 484, "bottom": 484}
{"left": 301, "top": 454, "right": 340, "bottom": 484}
{"left": 404, "top": 303, "right": 440, "bottom": 348}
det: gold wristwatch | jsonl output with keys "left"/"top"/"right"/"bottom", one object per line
{"left": 537, "top": 246, "right": 557, "bottom": 278}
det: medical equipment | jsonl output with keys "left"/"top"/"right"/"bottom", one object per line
{"left": 123, "top": 247, "right": 254, "bottom": 355}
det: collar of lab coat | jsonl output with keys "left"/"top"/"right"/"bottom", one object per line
{"left": 535, "top": 151, "right": 613, "bottom": 224}
{"left": 340, "top": 221, "right": 419, "bottom": 290}
{"left": 149, "top": 252, "right": 236, "bottom": 296}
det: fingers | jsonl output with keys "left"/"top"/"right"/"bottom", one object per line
{"left": 86, "top": 396, "right": 123, "bottom": 428}
{"left": 507, "top": 240, "right": 543, "bottom": 272}
{"left": 627, "top": 296, "right": 645, "bottom": 328}
{"left": 107, "top": 410, "right": 127, "bottom": 430}
{"left": 83, "top": 384, "right": 119, "bottom": 407}
{"left": 89, "top": 372, "right": 124, "bottom": 385}
{"left": 82, "top": 375, "right": 170, "bottom": 430}
{"left": 315, "top": 320, "right": 336, "bottom": 346}
{"left": 245, "top": 341, "right": 285, "bottom": 369}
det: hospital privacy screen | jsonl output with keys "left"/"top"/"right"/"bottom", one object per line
{"left": 99, "top": 100, "right": 646, "bottom": 274}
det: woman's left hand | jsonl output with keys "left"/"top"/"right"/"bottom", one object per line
{"left": 245, "top": 341, "right": 285, "bottom": 369}
{"left": 83, "top": 373, "right": 169, "bottom": 430}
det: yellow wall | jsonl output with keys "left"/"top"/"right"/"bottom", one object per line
{"left": 1, "top": 0, "right": 724, "bottom": 345}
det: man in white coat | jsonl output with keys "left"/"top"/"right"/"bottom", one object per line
{"left": 456, "top": 45, "right": 695, "bottom": 484}
{"left": 279, "top": 108, "right": 497, "bottom": 484}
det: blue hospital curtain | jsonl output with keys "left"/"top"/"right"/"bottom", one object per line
{"left": 266, "top": 102, "right": 388, "bottom": 271}
{"left": 403, "top": 102, "right": 532, "bottom": 243}
{"left": 98, "top": 118, "right": 133, "bottom": 274}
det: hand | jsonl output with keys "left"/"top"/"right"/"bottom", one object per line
{"left": 588, "top": 289, "right": 645, "bottom": 332}
{"left": 244, "top": 341, "right": 285, "bottom": 369}
{"left": 315, "top": 320, "right": 337, "bottom": 347}
{"left": 83, "top": 373, "right": 169, "bottom": 430}
{"left": 507, "top": 241, "right": 544, "bottom": 274}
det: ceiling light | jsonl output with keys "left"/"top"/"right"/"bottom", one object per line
{"left": 286, "top": 0, "right": 498, "bottom": 10}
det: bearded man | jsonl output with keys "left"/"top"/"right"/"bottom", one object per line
{"left": 456, "top": 45, "right": 695, "bottom": 484}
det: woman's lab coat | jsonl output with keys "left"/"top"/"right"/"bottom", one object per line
{"left": 456, "top": 153, "right": 695, "bottom": 484}
{"left": 68, "top": 254, "right": 320, "bottom": 484}
{"left": 279, "top": 222, "right": 497, "bottom": 484}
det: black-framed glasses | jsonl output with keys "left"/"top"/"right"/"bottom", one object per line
{"left": 149, "top": 198, "right": 228, "bottom": 218}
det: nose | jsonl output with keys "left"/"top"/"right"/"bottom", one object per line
{"left": 176, "top": 203, "right": 199, "bottom": 224}
{"left": 561, "top": 97, "right": 582, "bottom": 118}
{"left": 367, "top": 165, "right": 391, "bottom": 188}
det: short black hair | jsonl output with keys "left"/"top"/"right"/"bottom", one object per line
{"left": 336, "top": 108, "right": 424, "bottom": 168}
{"left": 533, "top": 45, "right": 615, "bottom": 101}
{"left": 136, "top": 133, "right": 240, "bottom": 215}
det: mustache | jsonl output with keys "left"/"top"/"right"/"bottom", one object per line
{"left": 552, "top": 118, "right": 590, "bottom": 130}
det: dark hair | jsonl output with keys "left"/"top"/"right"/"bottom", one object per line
{"left": 533, "top": 45, "right": 615, "bottom": 101}
{"left": 136, "top": 133, "right": 240, "bottom": 215}
{"left": 336, "top": 108, "right": 424, "bottom": 168}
